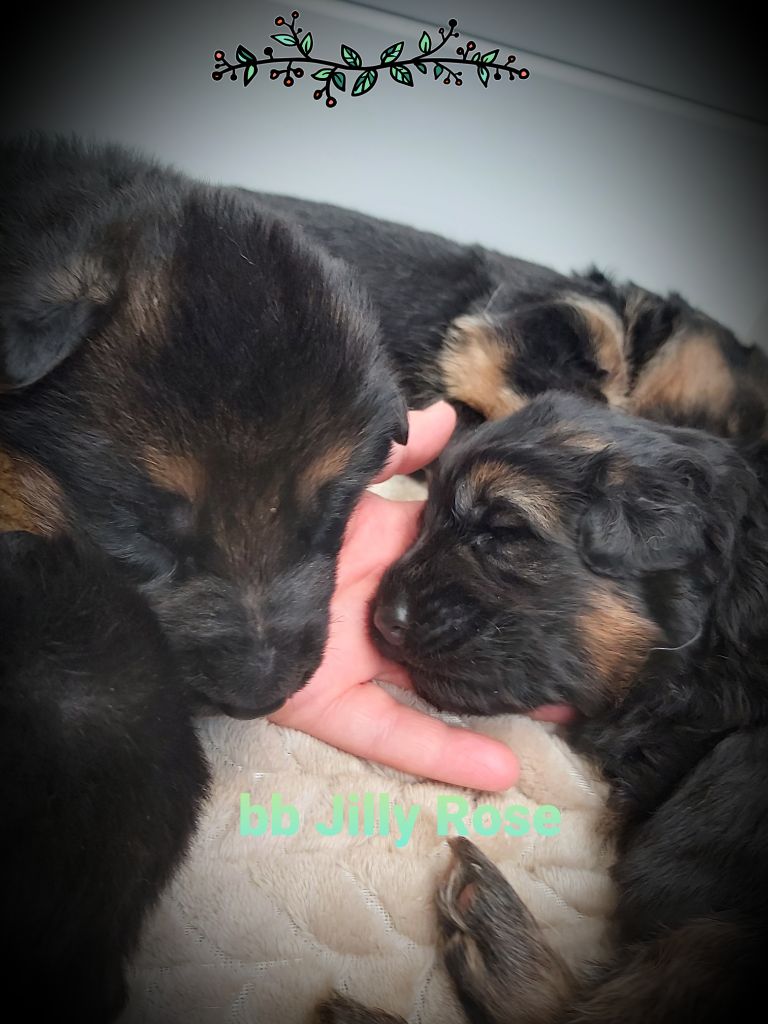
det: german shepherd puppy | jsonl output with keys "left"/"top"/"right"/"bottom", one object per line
{"left": 252, "top": 192, "right": 768, "bottom": 442}
{"left": 0, "top": 136, "right": 406, "bottom": 1019}
{"left": 318, "top": 392, "right": 767, "bottom": 1023}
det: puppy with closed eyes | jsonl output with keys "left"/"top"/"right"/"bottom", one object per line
{"left": 250, "top": 192, "right": 768, "bottom": 441}
{"left": 0, "top": 135, "right": 406, "bottom": 1019}
{"left": 319, "top": 391, "right": 768, "bottom": 1022}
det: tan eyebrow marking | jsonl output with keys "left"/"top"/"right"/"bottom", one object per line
{"left": 467, "top": 460, "right": 560, "bottom": 534}
{"left": 142, "top": 449, "right": 205, "bottom": 502}
{"left": 297, "top": 442, "right": 354, "bottom": 503}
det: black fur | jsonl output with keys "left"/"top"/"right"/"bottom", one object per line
{"left": 0, "top": 531, "right": 209, "bottom": 1021}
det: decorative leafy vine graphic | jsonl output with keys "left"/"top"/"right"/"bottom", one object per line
{"left": 212, "top": 11, "right": 529, "bottom": 106}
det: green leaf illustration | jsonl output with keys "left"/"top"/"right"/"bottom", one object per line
{"left": 390, "top": 64, "right": 413, "bottom": 86}
{"left": 341, "top": 44, "right": 363, "bottom": 67}
{"left": 351, "top": 68, "right": 378, "bottom": 95}
{"left": 216, "top": 17, "right": 528, "bottom": 105}
{"left": 380, "top": 41, "right": 404, "bottom": 64}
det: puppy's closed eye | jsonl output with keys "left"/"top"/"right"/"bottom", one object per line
{"left": 484, "top": 516, "right": 536, "bottom": 546}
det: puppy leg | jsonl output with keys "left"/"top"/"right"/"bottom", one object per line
{"left": 314, "top": 992, "right": 407, "bottom": 1024}
{"left": 436, "top": 837, "right": 577, "bottom": 1024}
{"left": 0, "top": 532, "right": 209, "bottom": 1021}
{"left": 567, "top": 726, "right": 768, "bottom": 1023}
{"left": 564, "top": 918, "right": 760, "bottom": 1024}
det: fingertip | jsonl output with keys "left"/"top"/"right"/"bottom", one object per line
{"left": 527, "top": 704, "right": 577, "bottom": 724}
{"left": 461, "top": 740, "right": 520, "bottom": 792}
{"left": 419, "top": 399, "right": 457, "bottom": 432}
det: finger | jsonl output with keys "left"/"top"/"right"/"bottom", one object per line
{"left": 338, "top": 491, "right": 424, "bottom": 587}
{"left": 527, "top": 704, "right": 577, "bottom": 724}
{"left": 372, "top": 401, "right": 457, "bottom": 484}
{"left": 284, "top": 681, "right": 520, "bottom": 792}
{"left": 372, "top": 663, "right": 413, "bottom": 690}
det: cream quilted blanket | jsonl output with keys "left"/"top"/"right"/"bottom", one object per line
{"left": 121, "top": 481, "right": 616, "bottom": 1024}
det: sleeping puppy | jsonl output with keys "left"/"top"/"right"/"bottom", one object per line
{"left": 248, "top": 192, "right": 768, "bottom": 440}
{"left": 0, "top": 136, "right": 406, "bottom": 1018}
{"left": 320, "top": 392, "right": 768, "bottom": 1022}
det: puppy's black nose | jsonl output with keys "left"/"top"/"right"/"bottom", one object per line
{"left": 373, "top": 597, "right": 409, "bottom": 647}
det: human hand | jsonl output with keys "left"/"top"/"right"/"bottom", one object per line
{"left": 270, "top": 402, "right": 573, "bottom": 792}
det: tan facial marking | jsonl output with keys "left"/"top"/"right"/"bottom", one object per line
{"left": 440, "top": 315, "right": 526, "bottom": 420}
{"left": 469, "top": 461, "right": 560, "bottom": 533}
{"left": 554, "top": 429, "right": 627, "bottom": 483}
{"left": 142, "top": 449, "right": 205, "bottom": 503}
{"left": 563, "top": 294, "right": 629, "bottom": 406}
{"left": 579, "top": 586, "right": 660, "bottom": 698}
{"left": 298, "top": 442, "right": 353, "bottom": 502}
{"left": 556, "top": 429, "right": 610, "bottom": 454}
{"left": 0, "top": 449, "right": 66, "bottom": 535}
{"left": 629, "top": 329, "right": 735, "bottom": 419}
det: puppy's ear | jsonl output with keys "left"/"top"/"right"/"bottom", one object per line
{"left": 579, "top": 463, "right": 708, "bottom": 578}
{"left": 623, "top": 286, "right": 688, "bottom": 368}
{"left": 0, "top": 254, "right": 116, "bottom": 392}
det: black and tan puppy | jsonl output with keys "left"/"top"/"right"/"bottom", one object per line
{"left": 0, "top": 136, "right": 406, "bottom": 1018}
{"left": 323, "top": 392, "right": 768, "bottom": 1022}
{"left": 251, "top": 192, "right": 768, "bottom": 441}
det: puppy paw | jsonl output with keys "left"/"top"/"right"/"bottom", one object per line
{"left": 313, "top": 992, "right": 407, "bottom": 1024}
{"left": 436, "top": 837, "right": 575, "bottom": 1024}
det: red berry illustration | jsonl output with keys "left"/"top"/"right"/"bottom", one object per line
{"left": 275, "top": 17, "right": 284, "bottom": 25}
{"left": 214, "top": 50, "right": 224, "bottom": 61}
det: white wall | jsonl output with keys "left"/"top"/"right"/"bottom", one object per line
{"left": 5, "top": 0, "right": 766, "bottom": 345}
